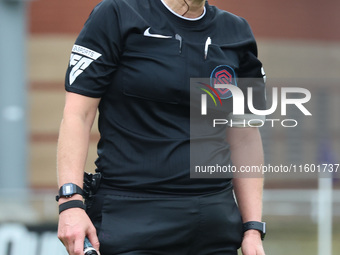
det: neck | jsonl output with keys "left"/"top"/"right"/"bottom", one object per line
{"left": 163, "top": 0, "right": 205, "bottom": 19}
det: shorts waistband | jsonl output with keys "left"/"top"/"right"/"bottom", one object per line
{"left": 97, "top": 180, "right": 233, "bottom": 198}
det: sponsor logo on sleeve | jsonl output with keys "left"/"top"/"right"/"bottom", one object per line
{"left": 68, "top": 44, "right": 102, "bottom": 85}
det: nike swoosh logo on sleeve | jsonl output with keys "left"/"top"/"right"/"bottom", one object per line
{"left": 143, "top": 27, "right": 172, "bottom": 39}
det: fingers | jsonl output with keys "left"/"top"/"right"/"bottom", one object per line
{"left": 87, "top": 227, "right": 100, "bottom": 252}
{"left": 58, "top": 231, "right": 85, "bottom": 255}
{"left": 74, "top": 235, "right": 86, "bottom": 255}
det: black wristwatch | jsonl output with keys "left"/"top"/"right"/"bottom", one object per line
{"left": 243, "top": 221, "right": 266, "bottom": 240}
{"left": 56, "top": 183, "right": 84, "bottom": 201}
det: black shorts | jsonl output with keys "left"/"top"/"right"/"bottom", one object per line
{"left": 86, "top": 186, "right": 242, "bottom": 255}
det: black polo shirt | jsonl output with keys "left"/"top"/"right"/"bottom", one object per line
{"left": 65, "top": 0, "right": 266, "bottom": 194}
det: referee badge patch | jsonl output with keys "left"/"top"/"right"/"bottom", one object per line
{"left": 210, "top": 65, "right": 237, "bottom": 99}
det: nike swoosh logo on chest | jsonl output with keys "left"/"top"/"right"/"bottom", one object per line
{"left": 143, "top": 27, "right": 172, "bottom": 39}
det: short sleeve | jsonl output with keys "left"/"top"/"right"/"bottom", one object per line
{"left": 65, "top": 0, "right": 122, "bottom": 98}
{"left": 228, "top": 18, "right": 267, "bottom": 127}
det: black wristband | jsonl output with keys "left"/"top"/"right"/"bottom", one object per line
{"left": 59, "top": 200, "right": 86, "bottom": 214}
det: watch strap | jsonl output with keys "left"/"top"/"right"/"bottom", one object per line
{"left": 243, "top": 221, "right": 266, "bottom": 240}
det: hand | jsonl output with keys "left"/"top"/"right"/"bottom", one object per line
{"left": 58, "top": 201, "right": 100, "bottom": 255}
{"left": 241, "top": 230, "right": 265, "bottom": 255}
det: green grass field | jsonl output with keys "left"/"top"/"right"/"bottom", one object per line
{"left": 238, "top": 216, "right": 340, "bottom": 255}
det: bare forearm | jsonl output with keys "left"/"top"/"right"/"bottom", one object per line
{"left": 57, "top": 114, "right": 92, "bottom": 190}
{"left": 227, "top": 127, "right": 266, "bottom": 254}
{"left": 57, "top": 92, "right": 99, "bottom": 193}
{"left": 233, "top": 178, "right": 263, "bottom": 222}
{"left": 228, "top": 127, "right": 264, "bottom": 222}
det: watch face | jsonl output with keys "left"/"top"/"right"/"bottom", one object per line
{"left": 62, "top": 184, "right": 74, "bottom": 196}
{"left": 262, "top": 222, "right": 266, "bottom": 234}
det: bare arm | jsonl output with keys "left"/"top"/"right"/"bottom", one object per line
{"left": 57, "top": 92, "right": 101, "bottom": 255}
{"left": 227, "top": 127, "right": 265, "bottom": 255}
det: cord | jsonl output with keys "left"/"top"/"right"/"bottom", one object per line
{"left": 182, "top": 0, "right": 190, "bottom": 16}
